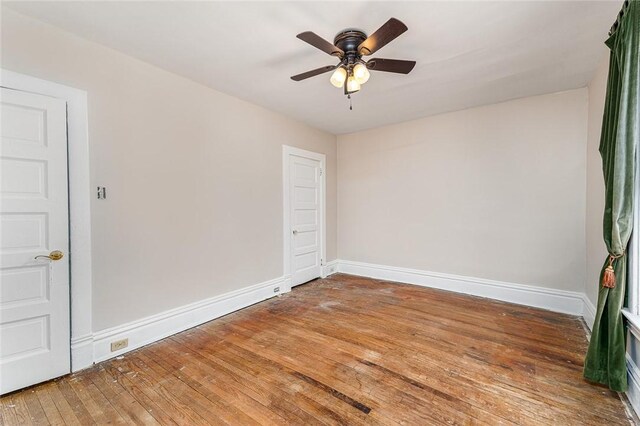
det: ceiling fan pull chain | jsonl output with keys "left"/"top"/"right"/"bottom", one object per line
{"left": 348, "top": 94, "right": 353, "bottom": 110}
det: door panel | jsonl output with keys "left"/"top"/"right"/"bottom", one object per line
{"left": 0, "top": 158, "right": 48, "bottom": 197}
{"left": 0, "top": 88, "right": 70, "bottom": 394}
{"left": 289, "top": 154, "right": 322, "bottom": 287}
{"left": 1, "top": 266, "right": 49, "bottom": 306}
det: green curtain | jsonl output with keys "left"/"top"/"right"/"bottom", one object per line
{"left": 583, "top": 0, "right": 639, "bottom": 392}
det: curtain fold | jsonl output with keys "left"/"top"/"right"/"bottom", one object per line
{"left": 583, "top": 0, "right": 639, "bottom": 392}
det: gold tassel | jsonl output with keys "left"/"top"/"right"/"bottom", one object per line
{"left": 602, "top": 255, "right": 616, "bottom": 288}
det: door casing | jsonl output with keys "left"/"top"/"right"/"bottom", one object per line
{"left": 282, "top": 145, "right": 326, "bottom": 291}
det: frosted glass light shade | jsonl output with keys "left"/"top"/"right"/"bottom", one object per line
{"left": 353, "top": 63, "right": 370, "bottom": 84}
{"left": 330, "top": 67, "right": 347, "bottom": 88}
{"left": 346, "top": 76, "right": 361, "bottom": 93}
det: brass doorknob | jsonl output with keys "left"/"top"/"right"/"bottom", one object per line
{"left": 35, "top": 250, "right": 64, "bottom": 261}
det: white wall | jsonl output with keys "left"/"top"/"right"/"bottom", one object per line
{"left": 1, "top": 9, "right": 337, "bottom": 331}
{"left": 338, "top": 89, "right": 588, "bottom": 292}
{"left": 585, "top": 55, "right": 610, "bottom": 306}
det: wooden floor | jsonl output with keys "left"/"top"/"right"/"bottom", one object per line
{"left": 1, "top": 274, "right": 633, "bottom": 425}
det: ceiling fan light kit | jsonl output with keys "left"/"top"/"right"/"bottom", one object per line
{"left": 346, "top": 74, "right": 361, "bottom": 93}
{"left": 291, "top": 18, "right": 416, "bottom": 108}
{"left": 330, "top": 67, "right": 347, "bottom": 88}
{"left": 353, "top": 63, "right": 370, "bottom": 84}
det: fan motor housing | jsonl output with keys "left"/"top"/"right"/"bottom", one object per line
{"left": 334, "top": 29, "right": 367, "bottom": 55}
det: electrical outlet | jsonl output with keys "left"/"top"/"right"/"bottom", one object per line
{"left": 110, "top": 338, "right": 128, "bottom": 352}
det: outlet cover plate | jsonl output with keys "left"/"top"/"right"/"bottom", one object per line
{"left": 110, "top": 338, "right": 128, "bottom": 352}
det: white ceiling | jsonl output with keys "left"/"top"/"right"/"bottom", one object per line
{"left": 6, "top": 1, "right": 620, "bottom": 134}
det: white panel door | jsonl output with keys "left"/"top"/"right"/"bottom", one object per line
{"left": 0, "top": 88, "right": 70, "bottom": 394}
{"left": 289, "top": 154, "right": 322, "bottom": 287}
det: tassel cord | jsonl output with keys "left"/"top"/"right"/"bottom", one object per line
{"left": 602, "top": 251, "right": 625, "bottom": 289}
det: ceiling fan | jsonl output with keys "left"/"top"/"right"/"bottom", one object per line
{"left": 291, "top": 18, "right": 416, "bottom": 102}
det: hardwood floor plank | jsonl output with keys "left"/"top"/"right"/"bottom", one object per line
{"left": 240, "top": 302, "right": 552, "bottom": 422}
{"left": 0, "top": 274, "right": 632, "bottom": 425}
{"left": 14, "top": 393, "right": 36, "bottom": 424}
{"left": 45, "top": 382, "right": 83, "bottom": 426}
{"left": 255, "top": 280, "right": 623, "bottom": 424}
{"left": 255, "top": 314, "right": 520, "bottom": 424}
{"left": 106, "top": 354, "right": 212, "bottom": 425}
{"left": 213, "top": 312, "right": 515, "bottom": 425}
{"left": 34, "top": 386, "right": 65, "bottom": 426}
{"left": 88, "top": 366, "right": 178, "bottom": 425}
{"left": 155, "top": 337, "right": 292, "bottom": 425}
{"left": 87, "top": 365, "right": 161, "bottom": 425}
{"left": 22, "top": 390, "right": 49, "bottom": 425}
{"left": 54, "top": 379, "right": 94, "bottom": 424}
{"left": 0, "top": 396, "right": 20, "bottom": 426}
{"left": 221, "top": 344, "right": 376, "bottom": 425}
{"left": 170, "top": 331, "right": 330, "bottom": 426}
{"left": 142, "top": 341, "right": 271, "bottom": 425}
{"left": 130, "top": 350, "right": 236, "bottom": 425}
{"left": 217, "top": 342, "right": 363, "bottom": 425}
{"left": 66, "top": 374, "right": 127, "bottom": 425}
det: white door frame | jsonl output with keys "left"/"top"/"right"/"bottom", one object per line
{"left": 1, "top": 69, "right": 93, "bottom": 372}
{"left": 282, "top": 145, "right": 326, "bottom": 291}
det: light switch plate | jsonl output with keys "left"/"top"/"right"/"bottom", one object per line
{"left": 97, "top": 186, "right": 107, "bottom": 199}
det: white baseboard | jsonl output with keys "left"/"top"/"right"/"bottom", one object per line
{"left": 624, "top": 313, "right": 640, "bottom": 419}
{"left": 626, "top": 354, "right": 640, "bottom": 420}
{"left": 71, "top": 334, "right": 94, "bottom": 371}
{"left": 582, "top": 295, "right": 597, "bottom": 331}
{"left": 323, "top": 260, "right": 339, "bottom": 277}
{"left": 83, "top": 276, "right": 285, "bottom": 365}
{"left": 337, "top": 259, "right": 585, "bottom": 316}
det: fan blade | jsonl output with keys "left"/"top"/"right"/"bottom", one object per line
{"left": 297, "top": 32, "right": 344, "bottom": 57}
{"left": 291, "top": 65, "right": 337, "bottom": 81}
{"left": 358, "top": 18, "right": 408, "bottom": 55}
{"left": 366, "top": 58, "right": 416, "bottom": 74}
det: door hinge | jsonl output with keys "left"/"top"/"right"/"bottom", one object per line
{"left": 319, "top": 168, "right": 323, "bottom": 176}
